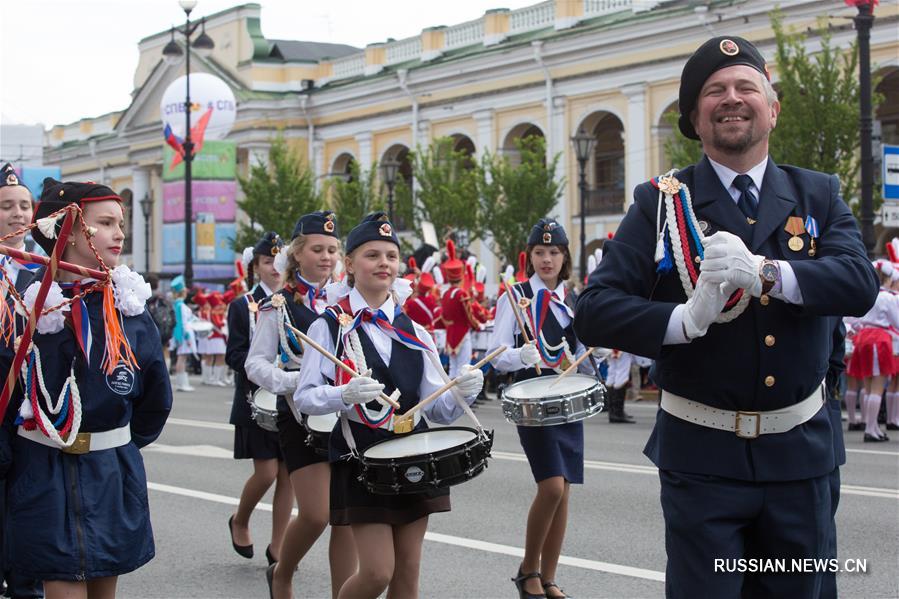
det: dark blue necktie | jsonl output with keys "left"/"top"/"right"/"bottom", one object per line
{"left": 733, "top": 174, "right": 758, "bottom": 221}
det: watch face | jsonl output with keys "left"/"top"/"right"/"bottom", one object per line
{"left": 761, "top": 262, "right": 778, "bottom": 282}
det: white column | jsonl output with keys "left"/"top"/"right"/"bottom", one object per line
{"left": 313, "top": 140, "right": 325, "bottom": 184}
{"left": 622, "top": 83, "right": 648, "bottom": 209}
{"left": 551, "top": 95, "right": 569, "bottom": 230}
{"left": 473, "top": 109, "right": 497, "bottom": 293}
{"left": 131, "top": 168, "right": 150, "bottom": 272}
{"left": 356, "top": 132, "right": 372, "bottom": 171}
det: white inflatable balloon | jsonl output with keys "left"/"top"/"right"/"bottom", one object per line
{"left": 160, "top": 73, "right": 236, "bottom": 141}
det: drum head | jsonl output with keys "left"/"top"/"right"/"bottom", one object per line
{"left": 307, "top": 412, "right": 338, "bottom": 432}
{"left": 363, "top": 428, "right": 477, "bottom": 459}
{"left": 503, "top": 373, "right": 597, "bottom": 399}
{"left": 253, "top": 389, "right": 277, "bottom": 410}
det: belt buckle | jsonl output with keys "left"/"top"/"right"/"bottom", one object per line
{"left": 62, "top": 432, "right": 91, "bottom": 455}
{"left": 734, "top": 411, "right": 761, "bottom": 439}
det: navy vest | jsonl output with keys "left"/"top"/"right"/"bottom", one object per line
{"left": 512, "top": 281, "right": 578, "bottom": 383}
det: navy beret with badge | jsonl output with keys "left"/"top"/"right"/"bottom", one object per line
{"left": 0, "top": 162, "right": 29, "bottom": 192}
{"left": 253, "top": 231, "right": 283, "bottom": 257}
{"left": 32, "top": 177, "right": 123, "bottom": 255}
{"left": 345, "top": 212, "right": 399, "bottom": 254}
{"left": 528, "top": 218, "right": 569, "bottom": 246}
{"left": 678, "top": 36, "right": 771, "bottom": 140}
{"left": 292, "top": 210, "right": 339, "bottom": 240}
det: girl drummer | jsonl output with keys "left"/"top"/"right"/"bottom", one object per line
{"left": 294, "top": 212, "right": 485, "bottom": 599}
{"left": 488, "top": 218, "right": 591, "bottom": 599}
{"left": 170, "top": 274, "right": 197, "bottom": 392}
{"left": 245, "top": 212, "right": 356, "bottom": 599}
{"left": 2, "top": 178, "right": 171, "bottom": 598}
{"left": 225, "top": 231, "right": 293, "bottom": 568}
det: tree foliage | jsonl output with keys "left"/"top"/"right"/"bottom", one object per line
{"left": 479, "top": 136, "right": 565, "bottom": 267}
{"left": 411, "top": 137, "right": 482, "bottom": 242}
{"left": 233, "top": 135, "right": 321, "bottom": 250}
{"left": 326, "top": 159, "right": 386, "bottom": 238}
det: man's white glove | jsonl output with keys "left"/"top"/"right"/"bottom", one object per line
{"left": 455, "top": 365, "right": 485, "bottom": 399}
{"left": 682, "top": 275, "right": 734, "bottom": 340}
{"left": 700, "top": 231, "right": 764, "bottom": 297}
{"left": 519, "top": 342, "right": 541, "bottom": 368}
{"left": 340, "top": 374, "right": 385, "bottom": 405}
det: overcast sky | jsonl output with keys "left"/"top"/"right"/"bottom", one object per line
{"left": 1, "top": 0, "right": 537, "bottom": 129}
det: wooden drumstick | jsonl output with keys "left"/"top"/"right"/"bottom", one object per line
{"left": 285, "top": 323, "right": 401, "bottom": 410}
{"left": 0, "top": 245, "right": 108, "bottom": 281}
{"left": 397, "top": 345, "right": 507, "bottom": 421}
{"left": 548, "top": 348, "right": 595, "bottom": 388}
{"left": 502, "top": 281, "right": 542, "bottom": 375}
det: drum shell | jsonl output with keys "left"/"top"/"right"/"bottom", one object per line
{"left": 250, "top": 390, "right": 279, "bottom": 432}
{"left": 502, "top": 380, "right": 606, "bottom": 427}
{"left": 303, "top": 414, "right": 337, "bottom": 457}
{"left": 359, "top": 427, "right": 494, "bottom": 495}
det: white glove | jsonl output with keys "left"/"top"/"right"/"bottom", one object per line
{"left": 455, "top": 365, "right": 485, "bottom": 398}
{"left": 519, "top": 342, "right": 541, "bottom": 367}
{"left": 700, "top": 232, "right": 764, "bottom": 296}
{"left": 340, "top": 375, "right": 385, "bottom": 405}
{"left": 682, "top": 275, "right": 733, "bottom": 340}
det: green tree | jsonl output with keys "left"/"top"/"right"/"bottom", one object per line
{"left": 411, "top": 137, "right": 482, "bottom": 242}
{"left": 479, "top": 135, "right": 565, "bottom": 267}
{"left": 661, "top": 109, "right": 702, "bottom": 171}
{"left": 326, "top": 159, "right": 386, "bottom": 237}
{"left": 233, "top": 135, "right": 321, "bottom": 250}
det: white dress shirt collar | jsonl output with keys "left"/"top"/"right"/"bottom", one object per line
{"left": 349, "top": 287, "right": 396, "bottom": 324}
{"left": 707, "top": 156, "right": 768, "bottom": 202}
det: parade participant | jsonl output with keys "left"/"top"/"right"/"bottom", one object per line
{"left": 2, "top": 178, "right": 172, "bottom": 598}
{"left": 0, "top": 161, "right": 41, "bottom": 599}
{"left": 842, "top": 315, "right": 865, "bottom": 431}
{"left": 225, "top": 232, "right": 293, "bottom": 569}
{"left": 574, "top": 36, "right": 877, "bottom": 597}
{"left": 294, "top": 212, "right": 484, "bottom": 599}
{"left": 439, "top": 240, "right": 482, "bottom": 377}
{"left": 245, "top": 212, "right": 355, "bottom": 599}
{"left": 170, "top": 275, "right": 197, "bottom": 392}
{"left": 207, "top": 291, "right": 229, "bottom": 386}
{"left": 193, "top": 291, "right": 214, "bottom": 385}
{"left": 846, "top": 261, "right": 898, "bottom": 442}
{"left": 488, "top": 219, "right": 589, "bottom": 599}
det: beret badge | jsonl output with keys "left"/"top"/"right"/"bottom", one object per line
{"left": 5, "top": 173, "right": 18, "bottom": 186}
{"left": 719, "top": 39, "right": 739, "bottom": 57}
{"left": 379, "top": 223, "right": 393, "bottom": 237}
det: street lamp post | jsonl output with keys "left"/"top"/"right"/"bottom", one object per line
{"left": 381, "top": 159, "right": 401, "bottom": 224}
{"left": 846, "top": 0, "right": 877, "bottom": 256}
{"left": 162, "top": 0, "right": 214, "bottom": 288}
{"left": 139, "top": 193, "right": 154, "bottom": 273}
{"left": 571, "top": 129, "right": 596, "bottom": 281}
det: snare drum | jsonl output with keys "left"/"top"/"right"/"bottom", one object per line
{"left": 502, "top": 374, "right": 605, "bottom": 427}
{"left": 250, "top": 389, "right": 279, "bottom": 432}
{"left": 359, "top": 427, "right": 493, "bottom": 495}
{"left": 304, "top": 412, "right": 339, "bottom": 457}
{"left": 188, "top": 320, "right": 214, "bottom": 338}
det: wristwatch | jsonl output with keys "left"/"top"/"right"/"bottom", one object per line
{"left": 759, "top": 259, "right": 780, "bottom": 295}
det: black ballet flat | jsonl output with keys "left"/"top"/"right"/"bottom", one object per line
{"left": 543, "top": 581, "right": 572, "bottom": 598}
{"left": 864, "top": 433, "right": 889, "bottom": 443}
{"left": 228, "top": 515, "right": 254, "bottom": 558}
{"left": 265, "top": 563, "right": 276, "bottom": 599}
{"left": 266, "top": 544, "right": 277, "bottom": 566}
{"left": 886, "top": 423, "right": 899, "bottom": 431}
{"left": 512, "top": 567, "right": 546, "bottom": 599}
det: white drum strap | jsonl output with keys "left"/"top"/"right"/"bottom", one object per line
{"left": 424, "top": 350, "right": 487, "bottom": 437}
{"left": 339, "top": 412, "right": 359, "bottom": 458}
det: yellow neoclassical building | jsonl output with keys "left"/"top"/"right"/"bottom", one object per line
{"left": 44, "top": 0, "right": 899, "bottom": 283}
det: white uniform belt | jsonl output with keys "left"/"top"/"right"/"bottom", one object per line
{"left": 345, "top": 408, "right": 421, "bottom": 431}
{"left": 660, "top": 384, "right": 825, "bottom": 439}
{"left": 18, "top": 425, "right": 131, "bottom": 454}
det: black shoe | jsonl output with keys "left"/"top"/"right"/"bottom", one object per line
{"left": 886, "top": 423, "right": 899, "bottom": 431}
{"left": 228, "top": 515, "right": 254, "bottom": 559}
{"left": 848, "top": 423, "right": 866, "bottom": 431}
{"left": 609, "top": 413, "right": 636, "bottom": 423}
{"left": 265, "top": 564, "right": 276, "bottom": 599}
{"left": 864, "top": 433, "right": 889, "bottom": 442}
{"left": 512, "top": 567, "right": 546, "bottom": 599}
{"left": 266, "top": 544, "right": 277, "bottom": 566}
{"left": 543, "top": 581, "right": 572, "bottom": 598}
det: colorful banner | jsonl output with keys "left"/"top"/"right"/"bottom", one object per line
{"left": 162, "top": 222, "right": 237, "bottom": 264}
{"left": 162, "top": 180, "right": 237, "bottom": 222}
{"left": 162, "top": 140, "right": 236, "bottom": 181}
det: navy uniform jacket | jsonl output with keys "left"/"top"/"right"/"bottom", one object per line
{"left": 574, "top": 156, "right": 877, "bottom": 482}
{"left": 226, "top": 285, "right": 268, "bottom": 427}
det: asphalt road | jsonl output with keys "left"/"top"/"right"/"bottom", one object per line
{"left": 116, "top": 379, "right": 899, "bottom": 598}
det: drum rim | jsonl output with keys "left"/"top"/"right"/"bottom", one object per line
{"left": 360, "top": 426, "right": 487, "bottom": 461}
{"left": 502, "top": 374, "right": 600, "bottom": 401}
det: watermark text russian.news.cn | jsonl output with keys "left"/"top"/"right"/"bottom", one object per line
{"left": 714, "top": 559, "right": 868, "bottom": 574}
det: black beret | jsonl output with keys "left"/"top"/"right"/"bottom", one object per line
{"left": 292, "top": 210, "right": 339, "bottom": 240}
{"left": 32, "top": 178, "right": 122, "bottom": 255}
{"left": 678, "top": 36, "right": 770, "bottom": 140}
{"left": 253, "top": 231, "right": 284, "bottom": 257}
{"left": 345, "top": 212, "right": 399, "bottom": 255}
{"left": 527, "top": 218, "right": 568, "bottom": 246}
{"left": 0, "top": 162, "right": 29, "bottom": 192}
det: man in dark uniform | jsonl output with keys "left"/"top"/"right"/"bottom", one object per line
{"left": 574, "top": 36, "right": 877, "bottom": 598}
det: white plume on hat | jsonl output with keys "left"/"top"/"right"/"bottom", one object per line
{"left": 421, "top": 254, "right": 436, "bottom": 274}
{"left": 273, "top": 248, "right": 289, "bottom": 275}
{"left": 476, "top": 264, "right": 487, "bottom": 284}
{"left": 241, "top": 247, "right": 255, "bottom": 271}
{"left": 502, "top": 264, "right": 514, "bottom": 283}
